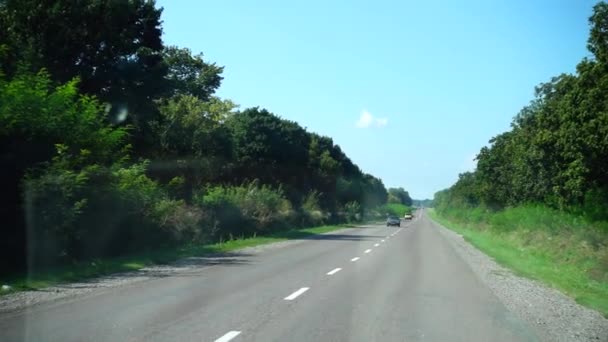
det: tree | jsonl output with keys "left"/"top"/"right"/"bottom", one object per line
{"left": 588, "top": 2, "right": 608, "bottom": 64}
{"left": 162, "top": 46, "right": 224, "bottom": 100}
{"left": 388, "top": 187, "right": 413, "bottom": 206}
{"left": 1, "top": 0, "right": 166, "bottom": 134}
{"left": 225, "top": 108, "right": 312, "bottom": 202}
{"left": 0, "top": 69, "right": 127, "bottom": 273}
{"left": 150, "top": 95, "right": 236, "bottom": 196}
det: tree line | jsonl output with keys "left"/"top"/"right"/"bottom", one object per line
{"left": 434, "top": 2, "right": 608, "bottom": 224}
{"left": 0, "top": 0, "right": 391, "bottom": 275}
{"left": 387, "top": 187, "right": 413, "bottom": 207}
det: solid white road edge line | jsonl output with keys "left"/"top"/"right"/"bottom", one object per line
{"left": 214, "top": 331, "right": 241, "bottom": 342}
{"left": 351, "top": 257, "right": 360, "bottom": 262}
{"left": 327, "top": 268, "right": 342, "bottom": 275}
{"left": 364, "top": 249, "right": 372, "bottom": 254}
{"left": 284, "top": 287, "right": 310, "bottom": 300}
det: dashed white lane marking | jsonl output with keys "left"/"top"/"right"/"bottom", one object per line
{"left": 284, "top": 287, "right": 310, "bottom": 300}
{"left": 326, "top": 268, "right": 342, "bottom": 275}
{"left": 364, "top": 249, "right": 372, "bottom": 254}
{"left": 214, "top": 331, "right": 241, "bottom": 342}
{"left": 351, "top": 257, "right": 360, "bottom": 262}
{"left": 374, "top": 243, "right": 380, "bottom": 247}
{"left": 381, "top": 239, "right": 385, "bottom": 243}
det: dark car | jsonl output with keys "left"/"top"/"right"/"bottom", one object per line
{"left": 386, "top": 215, "right": 401, "bottom": 227}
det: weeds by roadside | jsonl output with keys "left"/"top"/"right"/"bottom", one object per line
{"left": 429, "top": 207, "right": 608, "bottom": 318}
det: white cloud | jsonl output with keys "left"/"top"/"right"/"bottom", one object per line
{"left": 356, "top": 110, "right": 388, "bottom": 128}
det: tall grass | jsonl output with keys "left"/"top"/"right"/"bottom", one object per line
{"left": 432, "top": 205, "right": 608, "bottom": 317}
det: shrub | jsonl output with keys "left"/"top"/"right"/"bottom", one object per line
{"left": 24, "top": 162, "right": 90, "bottom": 266}
{"left": 195, "top": 181, "right": 294, "bottom": 239}
{"left": 379, "top": 203, "right": 411, "bottom": 217}
{"left": 152, "top": 199, "right": 204, "bottom": 243}
{"left": 24, "top": 155, "right": 186, "bottom": 266}
{"left": 167, "top": 176, "right": 187, "bottom": 199}
{"left": 301, "top": 190, "right": 324, "bottom": 226}
{"left": 344, "top": 201, "right": 361, "bottom": 222}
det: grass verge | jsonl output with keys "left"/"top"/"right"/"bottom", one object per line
{"left": 428, "top": 208, "right": 608, "bottom": 318}
{"left": 0, "top": 224, "right": 355, "bottom": 295}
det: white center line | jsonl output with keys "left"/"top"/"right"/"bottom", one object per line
{"left": 364, "top": 249, "right": 372, "bottom": 254}
{"left": 284, "top": 287, "right": 310, "bottom": 300}
{"left": 374, "top": 243, "right": 380, "bottom": 247}
{"left": 214, "top": 331, "right": 241, "bottom": 342}
{"left": 351, "top": 257, "right": 360, "bottom": 262}
{"left": 326, "top": 268, "right": 342, "bottom": 275}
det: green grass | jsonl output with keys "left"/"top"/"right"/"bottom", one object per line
{"left": 0, "top": 224, "right": 354, "bottom": 295}
{"left": 429, "top": 208, "right": 608, "bottom": 318}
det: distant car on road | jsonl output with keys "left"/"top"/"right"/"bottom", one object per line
{"left": 403, "top": 213, "right": 413, "bottom": 220}
{"left": 386, "top": 215, "right": 401, "bottom": 227}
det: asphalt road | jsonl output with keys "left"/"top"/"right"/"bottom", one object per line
{"left": 0, "top": 209, "right": 537, "bottom": 341}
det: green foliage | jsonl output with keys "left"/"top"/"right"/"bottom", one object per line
{"left": 162, "top": 46, "right": 224, "bottom": 100}
{"left": 436, "top": 3, "right": 608, "bottom": 217}
{"left": 1, "top": 0, "right": 166, "bottom": 124}
{"left": 23, "top": 157, "right": 194, "bottom": 266}
{"left": 344, "top": 201, "right": 362, "bottom": 223}
{"left": 301, "top": 190, "right": 324, "bottom": 226}
{"left": 432, "top": 207, "right": 608, "bottom": 316}
{"left": 388, "top": 187, "right": 413, "bottom": 206}
{"left": 151, "top": 199, "right": 204, "bottom": 242}
{"left": 0, "top": 70, "right": 127, "bottom": 163}
{"left": 154, "top": 95, "right": 235, "bottom": 157}
{"left": 195, "top": 182, "right": 294, "bottom": 239}
{"left": 24, "top": 160, "right": 90, "bottom": 265}
{"left": 150, "top": 95, "right": 235, "bottom": 195}
{"left": 167, "top": 176, "right": 187, "bottom": 199}
{"left": 0, "top": 1, "right": 391, "bottom": 278}
{"left": 379, "top": 203, "right": 412, "bottom": 217}
{"left": 225, "top": 108, "right": 311, "bottom": 193}
{"left": 0, "top": 69, "right": 129, "bottom": 273}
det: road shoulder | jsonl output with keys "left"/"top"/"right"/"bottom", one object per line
{"left": 428, "top": 213, "right": 608, "bottom": 342}
{"left": 0, "top": 225, "right": 367, "bottom": 315}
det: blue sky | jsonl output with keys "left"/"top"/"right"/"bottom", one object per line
{"left": 157, "top": 0, "right": 596, "bottom": 199}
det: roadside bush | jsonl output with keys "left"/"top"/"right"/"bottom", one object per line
{"left": 24, "top": 161, "right": 90, "bottom": 267}
{"left": 152, "top": 199, "right": 204, "bottom": 243}
{"left": 0, "top": 70, "right": 128, "bottom": 274}
{"left": 301, "top": 190, "right": 324, "bottom": 226}
{"left": 195, "top": 181, "right": 294, "bottom": 240}
{"left": 24, "top": 156, "right": 192, "bottom": 267}
{"left": 378, "top": 203, "right": 411, "bottom": 218}
{"left": 166, "top": 176, "right": 187, "bottom": 199}
{"left": 344, "top": 201, "right": 361, "bottom": 222}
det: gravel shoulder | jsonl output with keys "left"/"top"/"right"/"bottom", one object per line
{"left": 431, "top": 216, "right": 608, "bottom": 342}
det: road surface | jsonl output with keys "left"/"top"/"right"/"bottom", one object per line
{"left": 0, "top": 209, "right": 537, "bottom": 341}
